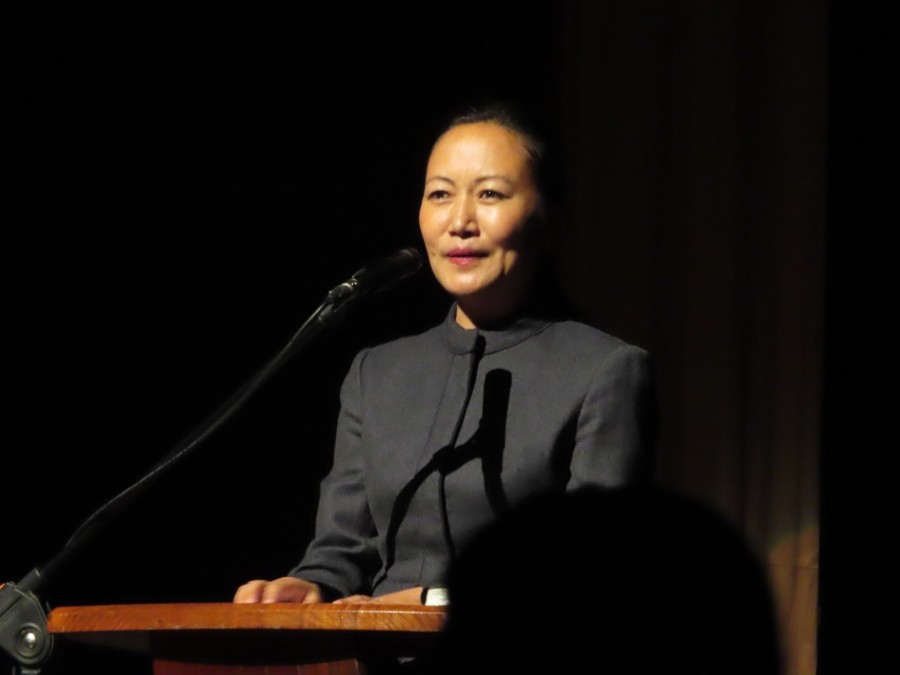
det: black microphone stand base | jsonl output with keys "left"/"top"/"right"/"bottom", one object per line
{"left": 0, "top": 576, "right": 54, "bottom": 675}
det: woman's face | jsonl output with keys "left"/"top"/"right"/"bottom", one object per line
{"left": 419, "top": 121, "right": 542, "bottom": 328}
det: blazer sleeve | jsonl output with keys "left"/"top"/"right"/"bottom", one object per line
{"left": 287, "top": 349, "right": 381, "bottom": 598}
{"left": 569, "top": 343, "right": 658, "bottom": 489}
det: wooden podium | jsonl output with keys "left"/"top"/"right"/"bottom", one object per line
{"left": 46, "top": 603, "right": 447, "bottom": 674}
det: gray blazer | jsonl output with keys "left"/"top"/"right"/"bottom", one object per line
{"left": 290, "top": 305, "right": 657, "bottom": 598}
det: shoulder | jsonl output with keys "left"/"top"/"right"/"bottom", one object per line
{"left": 528, "top": 322, "right": 655, "bottom": 404}
{"left": 545, "top": 319, "right": 640, "bottom": 347}
{"left": 538, "top": 319, "right": 651, "bottom": 364}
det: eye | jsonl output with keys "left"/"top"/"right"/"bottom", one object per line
{"left": 426, "top": 189, "right": 451, "bottom": 201}
{"left": 479, "top": 189, "right": 507, "bottom": 200}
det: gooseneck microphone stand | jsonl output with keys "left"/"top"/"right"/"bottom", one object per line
{"left": 0, "top": 247, "right": 422, "bottom": 674}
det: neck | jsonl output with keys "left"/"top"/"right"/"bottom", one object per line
{"left": 454, "top": 299, "right": 523, "bottom": 330}
{"left": 454, "top": 277, "right": 537, "bottom": 329}
{"left": 454, "top": 276, "right": 575, "bottom": 330}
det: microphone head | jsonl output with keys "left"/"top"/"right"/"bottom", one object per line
{"left": 354, "top": 246, "right": 422, "bottom": 275}
{"left": 394, "top": 246, "right": 424, "bottom": 277}
{"left": 326, "top": 246, "right": 424, "bottom": 309}
{"left": 317, "top": 245, "right": 426, "bottom": 326}
{"left": 351, "top": 246, "right": 424, "bottom": 291}
{"left": 397, "top": 246, "right": 424, "bottom": 269}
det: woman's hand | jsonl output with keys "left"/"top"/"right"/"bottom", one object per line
{"left": 333, "top": 587, "right": 424, "bottom": 605}
{"left": 233, "top": 576, "right": 324, "bottom": 604}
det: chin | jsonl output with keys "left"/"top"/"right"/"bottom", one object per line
{"left": 435, "top": 273, "right": 488, "bottom": 298}
{"left": 445, "top": 282, "right": 496, "bottom": 301}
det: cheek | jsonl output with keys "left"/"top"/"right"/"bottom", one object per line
{"left": 419, "top": 200, "right": 448, "bottom": 235}
{"left": 486, "top": 210, "right": 531, "bottom": 253}
{"left": 494, "top": 218, "right": 543, "bottom": 276}
{"left": 418, "top": 207, "right": 437, "bottom": 248}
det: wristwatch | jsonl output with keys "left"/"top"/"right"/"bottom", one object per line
{"left": 420, "top": 586, "right": 450, "bottom": 606}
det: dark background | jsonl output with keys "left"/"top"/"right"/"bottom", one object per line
{"left": 5, "top": 4, "right": 564, "bottom": 672}
{"left": 2, "top": 2, "right": 893, "bottom": 673}
{"left": 820, "top": 4, "right": 894, "bottom": 674}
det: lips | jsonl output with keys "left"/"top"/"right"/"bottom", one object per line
{"left": 446, "top": 248, "right": 488, "bottom": 265}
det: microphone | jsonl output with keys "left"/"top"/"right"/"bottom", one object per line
{"left": 325, "top": 246, "right": 424, "bottom": 308}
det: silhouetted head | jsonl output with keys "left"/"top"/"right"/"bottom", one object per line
{"left": 419, "top": 485, "right": 782, "bottom": 674}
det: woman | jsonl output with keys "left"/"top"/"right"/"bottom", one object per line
{"left": 234, "top": 103, "right": 657, "bottom": 606}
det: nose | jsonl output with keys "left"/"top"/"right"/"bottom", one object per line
{"left": 448, "top": 193, "right": 478, "bottom": 237}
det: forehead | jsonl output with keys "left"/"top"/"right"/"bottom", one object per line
{"left": 427, "top": 122, "right": 531, "bottom": 175}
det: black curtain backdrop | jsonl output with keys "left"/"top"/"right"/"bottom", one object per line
{"left": 5, "top": 5, "right": 562, "bottom": 672}
{"left": 820, "top": 5, "right": 894, "bottom": 675}
{"left": 2, "top": 2, "right": 893, "bottom": 674}
{"left": 6, "top": 2, "right": 562, "bottom": 592}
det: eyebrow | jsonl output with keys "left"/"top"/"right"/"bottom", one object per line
{"left": 424, "top": 174, "right": 515, "bottom": 185}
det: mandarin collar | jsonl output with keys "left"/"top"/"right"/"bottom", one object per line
{"left": 440, "top": 303, "right": 552, "bottom": 355}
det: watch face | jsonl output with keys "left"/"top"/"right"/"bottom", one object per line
{"left": 425, "top": 587, "right": 450, "bottom": 606}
